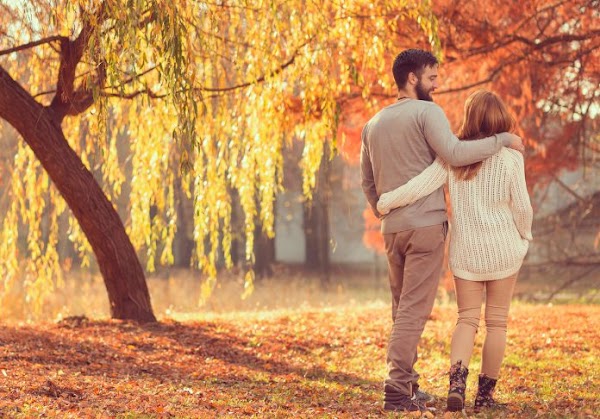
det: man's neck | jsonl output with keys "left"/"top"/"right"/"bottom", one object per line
{"left": 397, "top": 89, "right": 416, "bottom": 100}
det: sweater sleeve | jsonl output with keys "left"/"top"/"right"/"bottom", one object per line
{"left": 360, "top": 125, "right": 383, "bottom": 218}
{"left": 423, "top": 104, "right": 513, "bottom": 167}
{"left": 377, "top": 157, "right": 449, "bottom": 215}
{"left": 509, "top": 152, "right": 533, "bottom": 240}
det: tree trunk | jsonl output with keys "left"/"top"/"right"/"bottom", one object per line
{"left": 303, "top": 148, "right": 331, "bottom": 284}
{"left": 173, "top": 173, "right": 194, "bottom": 268}
{"left": 0, "top": 66, "right": 156, "bottom": 322}
{"left": 254, "top": 223, "right": 275, "bottom": 278}
{"left": 303, "top": 200, "right": 331, "bottom": 282}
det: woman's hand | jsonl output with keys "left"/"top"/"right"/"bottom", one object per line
{"left": 377, "top": 193, "right": 392, "bottom": 215}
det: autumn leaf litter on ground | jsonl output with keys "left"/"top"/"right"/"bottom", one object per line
{"left": 0, "top": 303, "right": 598, "bottom": 418}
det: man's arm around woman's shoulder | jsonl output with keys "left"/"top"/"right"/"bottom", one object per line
{"left": 421, "top": 103, "right": 524, "bottom": 166}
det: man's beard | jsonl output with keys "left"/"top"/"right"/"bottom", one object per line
{"left": 416, "top": 80, "right": 434, "bottom": 101}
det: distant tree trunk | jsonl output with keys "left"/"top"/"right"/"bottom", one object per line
{"left": 229, "top": 189, "right": 244, "bottom": 267}
{"left": 0, "top": 66, "right": 156, "bottom": 322}
{"left": 303, "top": 147, "right": 331, "bottom": 284}
{"left": 254, "top": 223, "right": 275, "bottom": 278}
{"left": 173, "top": 173, "right": 194, "bottom": 268}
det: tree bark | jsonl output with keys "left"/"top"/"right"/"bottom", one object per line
{"left": 0, "top": 66, "right": 156, "bottom": 322}
{"left": 303, "top": 148, "right": 331, "bottom": 285}
{"left": 254, "top": 223, "right": 275, "bottom": 278}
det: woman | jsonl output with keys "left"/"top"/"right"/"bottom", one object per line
{"left": 377, "top": 90, "right": 533, "bottom": 413}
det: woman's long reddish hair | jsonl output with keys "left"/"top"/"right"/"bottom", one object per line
{"left": 453, "top": 90, "right": 516, "bottom": 180}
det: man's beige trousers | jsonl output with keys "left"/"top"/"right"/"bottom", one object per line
{"left": 383, "top": 223, "right": 447, "bottom": 396}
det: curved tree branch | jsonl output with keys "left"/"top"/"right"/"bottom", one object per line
{"left": 464, "top": 30, "right": 600, "bottom": 58}
{"left": 436, "top": 56, "right": 523, "bottom": 95}
{"left": 102, "top": 47, "right": 303, "bottom": 100}
{"left": 195, "top": 54, "right": 298, "bottom": 93}
{"left": 544, "top": 265, "right": 599, "bottom": 303}
{"left": 49, "top": 3, "right": 108, "bottom": 122}
{"left": 0, "top": 36, "right": 66, "bottom": 57}
{"left": 102, "top": 86, "right": 165, "bottom": 99}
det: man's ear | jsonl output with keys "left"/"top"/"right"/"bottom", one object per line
{"left": 408, "top": 72, "right": 419, "bottom": 86}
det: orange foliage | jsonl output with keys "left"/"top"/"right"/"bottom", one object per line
{"left": 337, "top": 99, "right": 375, "bottom": 165}
{"left": 524, "top": 122, "right": 581, "bottom": 189}
{"left": 433, "top": 0, "right": 598, "bottom": 182}
{"left": 346, "top": 0, "right": 598, "bottom": 253}
{"left": 362, "top": 208, "right": 384, "bottom": 254}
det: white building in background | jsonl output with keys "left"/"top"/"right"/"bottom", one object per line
{"left": 275, "top": 190, "right": 306, "bottom": 264}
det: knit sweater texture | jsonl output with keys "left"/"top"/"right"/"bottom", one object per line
{"left": 377, "top": 148, "right": 533, "bottom": 281}
{"left": 360, "top": 99, "right": 513, "bottom": 234}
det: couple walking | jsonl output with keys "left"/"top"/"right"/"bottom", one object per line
{"left": 360, "top": 49, "right": 533, "bottom": 414}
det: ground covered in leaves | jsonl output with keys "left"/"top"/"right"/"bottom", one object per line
{"left": 0, "top": 303, "right": 598, "bottom": 418}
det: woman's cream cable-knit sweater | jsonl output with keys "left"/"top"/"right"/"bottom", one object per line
{"left": 377, "top": 148, "right": 533, "bottom": 281}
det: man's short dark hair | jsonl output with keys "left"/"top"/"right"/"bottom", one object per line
{"left": 392, "top": 49, "right": 438, "bottom": 90}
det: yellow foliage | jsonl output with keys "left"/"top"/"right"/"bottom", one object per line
{"left": 0, "top": 0, "right": 440, "bottom": 311}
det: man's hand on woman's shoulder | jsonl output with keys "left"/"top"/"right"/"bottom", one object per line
{"left": 502, "top": 133, "right": 524, "bottom": 154}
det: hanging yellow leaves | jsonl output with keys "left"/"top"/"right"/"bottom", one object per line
{"left": 0, "top": 0, "right": 440, "bottom": 311}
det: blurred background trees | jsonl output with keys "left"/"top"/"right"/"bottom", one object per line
{"left": 0, "top": 0, "right": 439, "bottom": 320}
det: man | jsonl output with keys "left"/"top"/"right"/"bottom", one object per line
{"left": 360, "top": 49, "right": 523, "bottom": 414}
